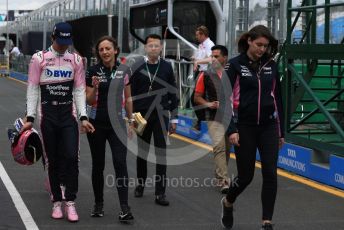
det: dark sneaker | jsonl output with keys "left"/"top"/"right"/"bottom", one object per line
{"left": 221, "top": 197, "right": 233, "bottom": 229}
{"left": 155, "top": 194, "right": 170, "bottom": 206}
{"left": 220, "top": 184, "right": 230, "bottom": 194}
{"left": 91, "top": 203, "right": 104, "bottom": 217}
{"left": 261, "top": 223, "right": 273, "bottom": 230}
{"left": 134, "top": 185, "right": 144, "bottom": 197}
{"left": 118, "top": 206, "right": 134, "bottom": 223}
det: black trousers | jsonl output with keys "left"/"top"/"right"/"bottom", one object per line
{"left": 226, "top": 122, "right": 279, "bottom": 220}
{"left": 136, "top": 110, "right": 169, "bottom": 196}
{"left": 41, "top": 117, "right": 79, "bottom": 202}
{"left": 87, "top": 125, "right": 129, "bottom": 208}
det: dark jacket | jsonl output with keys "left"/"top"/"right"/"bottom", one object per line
{"left": 86, "top": 62, "right": 125, "bottom": 128}
{"left": 225, "top": 53, "right": 284, "bottom": 137}
{"left": 128, "top": 56, "right": 178, "bottom": 120}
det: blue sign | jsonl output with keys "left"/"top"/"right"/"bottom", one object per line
{"left": 329, "top": 155, "right": 344, "bottom": 190}
{"left": 277, "top": 143, "right": 312, "bottom": 178}
{"left": 176, "top": 116, "right": 211, "bottom": 144}
{"left": 310, "top": 163, "right": 330, "bottom": 185}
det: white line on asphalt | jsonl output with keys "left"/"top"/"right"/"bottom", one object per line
{"left": 0, "top": 161, "right": 39, "bottom": 230}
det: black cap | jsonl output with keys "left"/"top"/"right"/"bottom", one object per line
{"left": 52, "top": 22, "right": 73, "bottom": 45}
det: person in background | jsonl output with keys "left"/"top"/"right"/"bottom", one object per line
{"left": 193, "top": 25, "right": 215, "bottom": 72}
{"left": 128, "top": 34, "right": 178, "bottom": 206}
{"left": 10, "top": 42, "right": 21, "bottom": 58}
{"left": 220, "top": 25, "right": 284, "bottom": 230}
{"left": 9, "top": 41, "right": 21, "bottom": 68}
{"left": 192, "top": 25, "right": 215, "bottom": 131}
{"left": 85, "top": 35, "right": 134, "bottom": 222}
{"left": 194, "top": 45, "right": 231, "bottom": 194}
{"left": 0, "top": 36, "right": 8, "bottom": 55}
{"left": 21, "top": 22, "right": 94, "bottom": 222}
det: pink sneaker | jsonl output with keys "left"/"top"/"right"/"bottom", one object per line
{"left": 65, "top": 201, "right": 79, "bottom": 222}
{"left": 51, "top": 201, "right": 63, "bottom": 219}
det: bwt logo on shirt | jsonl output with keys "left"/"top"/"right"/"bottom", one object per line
{"left": 45, "top": 69, "right": 72, "bottom": 78}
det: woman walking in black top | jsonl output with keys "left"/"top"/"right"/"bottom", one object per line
{"left": 86, "top": 36, "right": 134, "bottom": 222}
{"left": 221, "top": 25, "right": 284, "bottom": 230}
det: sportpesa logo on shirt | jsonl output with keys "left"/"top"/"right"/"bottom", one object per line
{"left": 45, "top": 69, "right": 72, "bottom": 78}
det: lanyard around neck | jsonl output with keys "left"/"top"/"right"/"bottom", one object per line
{"left": 145, "top": 60, "right": 160, "bottom": 92}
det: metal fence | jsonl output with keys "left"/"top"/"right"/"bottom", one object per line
{"left": 0, "top": 54, "right": 9, "bottom": 76}
{"left": 10, "top": 54, "right": 30, "bottom": 74}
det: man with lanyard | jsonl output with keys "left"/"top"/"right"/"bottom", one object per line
{"left": 128, "top": 34, "right": 178, "bottom": 206}
{"left": 194, "top": 45, "right": 231, "bottom": 193}
{"left": 21, "top": 22, "right": 94, "bottom": 222}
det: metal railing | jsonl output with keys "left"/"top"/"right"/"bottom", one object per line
{"left": 168, "top": 59, "right": 194, "bottom": 108}
{"left": 0, "top": 54, "right": 10, "bottom": 76}
{"left": 9, "top": 54, "right": 30, "bottom": 74}
{"left": 281, "top": 0, "right": 344, "bottom": 156}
